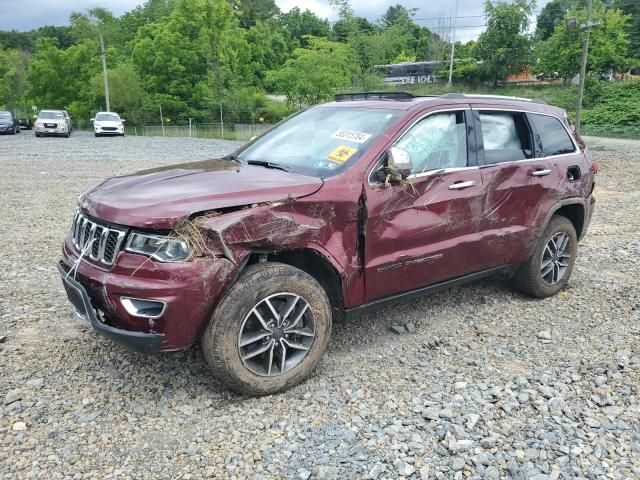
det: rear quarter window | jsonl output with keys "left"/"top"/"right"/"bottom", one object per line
{"left": 530, "top": 113, "right": 576, "bottom": 157}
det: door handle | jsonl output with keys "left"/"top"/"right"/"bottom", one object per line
{"left": 531, "top": 168, "right": 552, "bottom": 177}
{"left": 448, "top": 180, "right": 475, "bottom": 190}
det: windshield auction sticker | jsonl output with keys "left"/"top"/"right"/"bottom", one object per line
{"left": 327, "top": 145, "right": 357, "bottom": 164}
{"left": 331, "top": 129, "right": 372, "bottom": 144}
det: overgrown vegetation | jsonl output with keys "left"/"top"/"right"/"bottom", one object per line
{"left": 0, "top": 0, "right": 638, "bottom": 128}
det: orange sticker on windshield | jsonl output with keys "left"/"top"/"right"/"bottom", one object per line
{"left": 327, "top": 145, "right": 357, "bottom": 164}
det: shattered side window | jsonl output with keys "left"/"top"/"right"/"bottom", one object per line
{"left": 479, "top": 112, "right": 533, "bottom": 164}
{"left": 396, "top": 111, "right": 468, "bottom": 173}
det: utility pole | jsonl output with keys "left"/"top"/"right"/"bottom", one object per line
{"left": 447, "top": 0, "right": 460, "bottom": 88}
{"left": 575, "top": 0, "right": 593, "bottom": 132}
{"left": 97, "top": 26, "right": 110, "bottom": 112}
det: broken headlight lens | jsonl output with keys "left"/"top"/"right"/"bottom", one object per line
{"left": 125, "top": 232, "right": 191, "bottom": 262}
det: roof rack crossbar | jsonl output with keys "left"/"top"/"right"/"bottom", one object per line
{"left": 440, "top": 93, "right": 547, "bottom": 105}
{"left": 334, "top": 92, "right": 416, "bottom": 102}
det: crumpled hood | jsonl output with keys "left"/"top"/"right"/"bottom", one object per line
{"left": 79, "top": 158, "right": 324, "bottom": 229}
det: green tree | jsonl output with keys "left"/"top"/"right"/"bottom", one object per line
{"left": 25, "top": 37, "right": 100, "bottom": 117}
{"left": 537, "top": 2, "right": 631, "bottom": 82}
{"left": 380, "top": 4, "right": 418, "bottom": 29}
{"left": 610, "top": 0, "right": 640, "bottom": 57}
{"left": 267, "top": 36, "right": 352, "bottom": 106}
{"left": 280, "top": 7, "right": 331, "bottom": 47}
{"left": 0, "top": 48, "right": 29, "bottom": 108}
{"left": 230, "top": 0, "right": 280, "bottom": 28}
{"left": 90, "top": 63, "right": 147, "bottom": 121}
{"left": 476, "top": 0, "right": 535, "bottom": 85}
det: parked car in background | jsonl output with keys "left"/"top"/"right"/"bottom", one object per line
{"left": 92, "top": 111, "right": 125, "bottom": 137}
{"left": 0, "top": 111, "right": 20, "bottom": 135}
{"left": 18, "top": 116, "right": 33, "bottom": 130}
{"left": 63, "top": 110, "right": 73, "bottom": 132}
{"left": 34, "top": 110, "right": 70, "bottom": 137}
{"left": 59, "top": 92, "right": 596, "bottom": 395}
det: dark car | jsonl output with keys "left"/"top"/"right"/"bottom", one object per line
{"left": 0, "top": 111, "right": 20, "bottom": 134}
{"left": 59, "top": 92, "right": 597, "bottom": 395}
{"left": 18, "top": 116, "right": 33, "bottom": 130}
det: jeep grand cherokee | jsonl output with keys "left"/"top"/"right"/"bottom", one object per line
{"left": 59, "top": 92, "right": 596, "bottom": 395}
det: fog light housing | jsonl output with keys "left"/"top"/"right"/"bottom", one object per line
{"left": 120, "top": 297, "right": 166, "bottom": 319}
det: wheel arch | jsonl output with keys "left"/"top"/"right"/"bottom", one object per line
{"left": 242, "top": 248, "right": 345, "bottom": 319}
{"left": 539, "top": 198, "right": 586, "bottom": 242}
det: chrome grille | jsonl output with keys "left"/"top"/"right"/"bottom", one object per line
{"left": 71, "top": 210, "right": 127, "bottom": 265}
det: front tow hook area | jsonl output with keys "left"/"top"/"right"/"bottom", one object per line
{"left": 57, "top": 262, "right": 165, "bottom": 354}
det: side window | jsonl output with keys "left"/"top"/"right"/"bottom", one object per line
{"left": 396, "top": 111, "right": 468, "bottom": 174}
{"left": 479, "top": 111, "right": 533, "bottom": 164}
{"left": 529, "top": 113, "right": 576, "bottom": 157}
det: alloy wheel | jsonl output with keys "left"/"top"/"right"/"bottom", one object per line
{"left": 540, "top": 232, "right": 571, "bottom": 285}
{"left": 238, "top": 293, "right": 315, "bottom": 376}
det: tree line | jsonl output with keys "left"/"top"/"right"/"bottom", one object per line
{"left": 0, "top": 0, "right": 637, "bottom": 125}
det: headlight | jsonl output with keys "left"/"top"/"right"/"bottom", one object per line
{"left": 94, "top": 122, "right": 101, "bottom": 127}
{"left": 125, "top": 232, "right": 191, "bottom": 262}
{"left": 36, "top": 121, "right": 43, "bottom": 127}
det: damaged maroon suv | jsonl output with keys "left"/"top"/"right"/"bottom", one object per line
{"left": 59, "top": 92, "right": 596, "bottom": 395}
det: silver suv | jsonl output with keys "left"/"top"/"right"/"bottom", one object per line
{"left": 34, "top": 110, "right": 70, "bottom": 138}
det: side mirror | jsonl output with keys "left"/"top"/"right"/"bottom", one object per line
{"left": 90, "top": 118, "right": 95, "bottom": 122}
{"left": 387, "top": 147, "right": 413, "bottom": 179}
{"left": 121, "top": 119, "right": 126, "bottom": 124}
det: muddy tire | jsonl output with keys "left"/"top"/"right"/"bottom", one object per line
{"left": 202, "top": 262, "right": 332, "bottom": 396}
{"left": 513, "top": 215, "right": 577, "bottom": 298}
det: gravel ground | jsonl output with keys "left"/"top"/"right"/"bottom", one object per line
{"left": 1, "top": 132, "right": 639, "bottom": 480}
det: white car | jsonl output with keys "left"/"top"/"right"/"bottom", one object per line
{"left": 34, "top": 110, "right": 70, "bottom": 138}
{"left": 92, "top": 112, "right": 125, "bottom": 137}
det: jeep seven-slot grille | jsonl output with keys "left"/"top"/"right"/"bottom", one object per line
{"left": 71, "top": 211, "right": 127, "bottom": 265}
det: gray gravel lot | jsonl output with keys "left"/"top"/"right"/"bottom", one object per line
{"left": 1, "top": 132, "right": 639, "bottom": 479}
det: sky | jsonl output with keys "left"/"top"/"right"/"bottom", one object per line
{"left": 0, "top": 0, "right": 552, "bottom": 42}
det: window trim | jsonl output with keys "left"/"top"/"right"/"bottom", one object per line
{"left": 367, "top": 107, "right": 477, "bottom": 185}
{"left": 527, "top": 111, "right": 578, "bottom": 159}
{"left": 472, "top": 107, "right": 580, "bottom": 167}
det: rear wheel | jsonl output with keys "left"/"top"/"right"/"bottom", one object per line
{"left": 202, "top": 262, "right": 332, "bottom": 396}
{"left": 513, "top": 215, "right": 577, "bottom": 298}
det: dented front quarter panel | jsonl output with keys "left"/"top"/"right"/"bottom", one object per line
{"left": 193, "top": 178, "right": 366, "bottom": 308}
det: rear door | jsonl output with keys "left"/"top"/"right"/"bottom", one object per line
{"left": 363, "top": 107, "right": 487, "bottom": 301}
{"left": 470, "top": 106, "right": 578, "bottom": 268}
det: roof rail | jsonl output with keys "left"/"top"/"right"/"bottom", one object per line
{"left": 334, "top": 92, "right": 417, "bottom": 102}
{"left": 440, "top": 93, "right": 547, "bottom": 105}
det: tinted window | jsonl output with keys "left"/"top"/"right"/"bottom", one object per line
{"left": 396, "top": 111, "right": 468, "bottom": 174}
{"left": 479, "top": 112, "right": 533, "bottom": 164}
{"left": 530, "top": 113, "right": 575, "bottom": 156}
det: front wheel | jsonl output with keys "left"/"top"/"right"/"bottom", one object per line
{"left": 202, "top": 262, "right": 332, "bottom": 396}
{"left": 513, "top": 215, "right": 578, "bottom": 298}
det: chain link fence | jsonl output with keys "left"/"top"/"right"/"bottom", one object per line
{"left": 125, "top": 123, "right": 272, "bottom": 141}
{"left": 74, "top": 121, "right": 272, "bottom": 141}
{"left": 76, "top": 120, "right": 640, "bottom": 141}
{"left": 580, "top": 124, "right": 640, "bottom": 140}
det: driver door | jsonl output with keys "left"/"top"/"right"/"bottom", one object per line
{"left": 363, "top": 108, "right": 486, "bottom": 301}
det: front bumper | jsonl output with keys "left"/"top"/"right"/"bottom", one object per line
{"left": 0, "top": 124, "right": 14, "bottom": 133}
{"left": 58, "top": 263, "right": 164, "bottom": 354}
{"left": 95, "top": 126, "right": 124, "bottom": 135}
{"left": 35, "top": 124, "right": 67, "bottom": 136}
{"left": 59, "top": 234, "right": 236, "bottom": 352}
